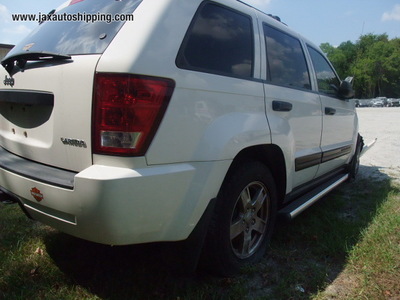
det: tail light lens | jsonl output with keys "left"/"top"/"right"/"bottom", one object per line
{"left": 93, "top": 73, "right": 175, "bottom": 156}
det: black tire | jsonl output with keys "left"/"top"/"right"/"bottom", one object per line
{"left": 201, "top": 162, "right": 277, "bottom": 276}
{"left": 348, "top": 134, "right": 364, "bottom": 181}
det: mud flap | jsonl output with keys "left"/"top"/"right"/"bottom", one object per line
{"left": 162, "top": 198, "right": 217, "bottom": 275}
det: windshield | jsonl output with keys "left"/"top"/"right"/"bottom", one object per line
{"left": 5, "top": 0, "right": 142, "bottom": 58}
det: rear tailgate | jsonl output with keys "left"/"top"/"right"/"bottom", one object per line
{"left": 0, "top": 0, "right": 143, "bottom": 173}
{"left": 0, "top": 55, "right": 100, "bottom": 172}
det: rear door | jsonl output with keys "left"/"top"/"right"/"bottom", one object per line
{"left": 306, "top": 46, "right": 356, "bottom": 177}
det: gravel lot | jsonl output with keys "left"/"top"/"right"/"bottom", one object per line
{"left": 357, "top": 107, "right": 400, "bottom": 184}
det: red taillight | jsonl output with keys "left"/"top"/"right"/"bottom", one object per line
{"left": 93, "top": 73, "right": 175, "bottom": 156}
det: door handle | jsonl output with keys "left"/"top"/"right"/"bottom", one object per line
{"left": 325, "top": 107, "right": 336, "bottom": 115}
{"left": 273, "top": 101, "right": 293, "bottom": 112}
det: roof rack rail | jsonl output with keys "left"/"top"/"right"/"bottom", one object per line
{"left": 267, "top": 14, "right": 281, "bottom": 22}
{"left": 236, "top": 0, "right": 285, "bottom": 25}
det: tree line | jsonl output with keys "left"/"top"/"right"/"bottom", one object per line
{"left": 320, "top": 34, "right": 400, "bottom": 99}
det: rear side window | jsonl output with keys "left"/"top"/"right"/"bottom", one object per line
{"left": 6, "top": 0, "right": 141, "bottom": 57}
{"left": 263, "top": 24, "right": 311, "bottom": 90}
{"left": 176, "top": 3, "right": 254, "bottom": 79}
{"left": 307, "top": 46, "right": 341, "bottom": 96}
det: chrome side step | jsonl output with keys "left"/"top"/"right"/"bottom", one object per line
{"left": 279, "top": 173, "right": 349, "bottom": 220}
{"left": 360, "top": 138, "right": 377, "bottom": 157}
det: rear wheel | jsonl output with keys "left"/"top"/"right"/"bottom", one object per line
{"left": 202, "top": 162, "right": 277, "bottom": 276}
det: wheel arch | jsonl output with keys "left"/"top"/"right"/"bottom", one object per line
{"left": 222, "top": 144, "right": 287, "bottom": 206}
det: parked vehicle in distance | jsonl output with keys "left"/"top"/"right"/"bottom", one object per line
{"left": 387, "top": 98, "right": 400, "bottom": 107}
{"left": 0, "top": 0, "right": 362, "bottom": 276}
{"left": 355, "top": 99, "right": 372, "bottom": 107}
{"left": 371, "top": 96, "right": 388, "bottom": 107}
{"left": 372, "top": 100, "right": 384, "bottom": 107}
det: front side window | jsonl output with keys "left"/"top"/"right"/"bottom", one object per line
{"left": 307, "top": 46, "right": 341, "bottom": 96}
{"left": 176, "top": 3, "right": 254, "bottom": 79}
{"left": 263, "top": 24, "right": 311, "bottom": 90}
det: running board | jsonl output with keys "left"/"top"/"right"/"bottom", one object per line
{"left": 279, "top": 173, "right": 349, "bottom": 220}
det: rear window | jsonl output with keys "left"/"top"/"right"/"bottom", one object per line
{"left": 176, "top": 2, "right": 254, "bottom": 79}
{"left": 6, "top": 0, "right": 141, "bottom": 57}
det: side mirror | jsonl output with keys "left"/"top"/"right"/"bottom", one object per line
{"left": 338, "top": 78, "right": 354, "bottom": 100}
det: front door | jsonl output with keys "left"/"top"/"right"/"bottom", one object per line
{"left": 307, "top": 46, "right": 357, "bottom": 177}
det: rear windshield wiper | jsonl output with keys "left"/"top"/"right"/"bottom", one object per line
{"left": 1, "top": 52, "right": 71, "bottom": 74}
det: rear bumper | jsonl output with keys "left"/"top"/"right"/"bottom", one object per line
{"left": 0, "top": 146, "right": 75, "bottom": 189}
{"left": 0, "top": 156, "right": 229, "bottom": 245}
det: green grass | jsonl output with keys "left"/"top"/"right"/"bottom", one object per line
{"left": 342, "top": 190, "right": 400, "bottom": 299}
{"left": 1, "top": 177, "right": 399, "bottom": 300}
{"left": 312, "top": 183, "right": 400, "bottom": 300}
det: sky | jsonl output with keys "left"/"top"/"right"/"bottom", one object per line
{"left": 0, "top": 0, "right": 399, "bottom": 47}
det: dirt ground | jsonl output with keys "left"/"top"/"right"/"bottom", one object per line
{"left": 357, "top": 107, "right": 400, "bottom": 184}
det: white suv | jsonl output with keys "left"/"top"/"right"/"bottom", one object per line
{"left": 0, "top": 0, "right": 361, "bottom": 275}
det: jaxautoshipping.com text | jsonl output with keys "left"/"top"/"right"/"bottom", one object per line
{"left": 12, "top": 12, "right": 134, "bottom": 24}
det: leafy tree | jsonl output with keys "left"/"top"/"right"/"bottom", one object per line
{"left": 320, "top": 34, "right": 400, "bottom": 99}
